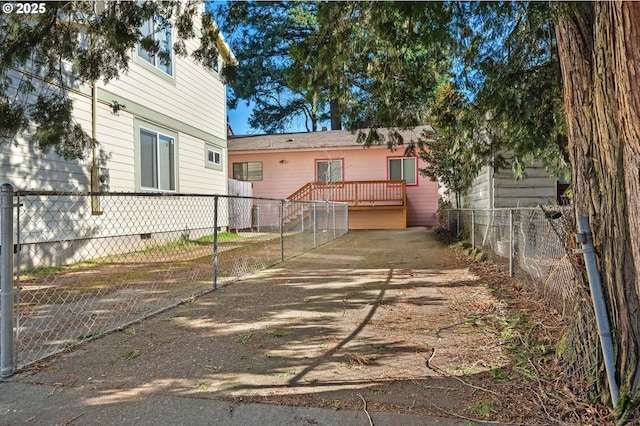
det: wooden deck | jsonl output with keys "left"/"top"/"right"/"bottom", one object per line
{"left": 288, "top": 180, "right": 407, "bottom": 229}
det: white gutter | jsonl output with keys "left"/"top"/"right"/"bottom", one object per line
{"left": 213, "top": 21, "right": 237, "bottom": 66}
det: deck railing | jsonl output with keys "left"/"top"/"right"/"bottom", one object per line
{"left": 288, "top": 180, "right": 406, "bottom": 209}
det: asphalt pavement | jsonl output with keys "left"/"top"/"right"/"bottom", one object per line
{"left": 1, "top": 229, "right": 515, "bottom": 426}
{"left": 0, "top": 381, "right": 472, "bottom": 426}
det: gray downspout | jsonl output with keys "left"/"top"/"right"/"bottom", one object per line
{"left": 90, "top": 82, "right": 102, "bottom": 215}
{"left": 575, "top": 216, "right": 619, "bottom": 407}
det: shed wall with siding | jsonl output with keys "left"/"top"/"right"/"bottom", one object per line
{"left": 458, "top": 158, "right": 559, "bottom": 209}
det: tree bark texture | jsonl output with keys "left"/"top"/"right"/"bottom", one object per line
{"left": 330, "top": 99, "right": 342, "bottom": 130}
{"left": 556, "top": 2, "right": 640, "bottom": 403}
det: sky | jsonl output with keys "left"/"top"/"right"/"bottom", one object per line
{"left": 226, "top": 98, "right": 256, "bottom": 136}
{"left": 226, "top": 101, "right": 300, "bottom": 136}
{"left": 226, "top": 90, "right": 327, "bottom": 136}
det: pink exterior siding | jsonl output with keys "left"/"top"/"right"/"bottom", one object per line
{"left": 228, "top": 145, "right": 439, "bottom": 226}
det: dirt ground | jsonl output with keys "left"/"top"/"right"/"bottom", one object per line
{"left": 12, "top": 228, "right": 611, "bottom": 424}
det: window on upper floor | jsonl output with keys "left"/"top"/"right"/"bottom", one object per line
{"left": 233, "top": 162, "right": 263, "bottom": 181}
{"left": 388, "top": 157, "right": 417, "bottom": 185}
{"left": 208, "top": 148, "right": 221, "bottom": 166}
{"left": 138, "top": 14, "right": 173, "bottom": 76}
{"left": 139, "top": 126, "right": 176, "bottom": 191}
{"left": 316, "top": 159, "right": 343, "bottom": 182}
{"left": 205, "top": 144, "right": 223, "bottom": 171}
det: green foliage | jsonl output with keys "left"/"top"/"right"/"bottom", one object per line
{"left": 490, "top": 367, "right": 512, "bottom": 383}
{"left": 195, "top": 232, "right": 242, "bottom": 243}
{"left": 216, "top": 1, "right": 451, "bottom": 137}
{"left": 412, "top": 2, "right": 569, "bottom": 200}
{"left": 468, "top": 401, "right": 493, "bottom": 418}
{"left": 1, "top": 1, "right": 225, "bottom": 159}
{"left": 216, "top": 1, "right": 318, "bottom": 132}
{"left": 121, "top": 348, "right": 140, "bottom": 360}
{"left": 450, "top": 1, "right": 568, "bottom": 179}
{"left": 328, "top": 2, "right": 452, "bottom": 140}
{"left": 416, "top": 81, "right": 489, "bottom": 206}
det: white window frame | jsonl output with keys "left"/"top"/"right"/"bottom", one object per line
{"left": 315, "top": 159, "right": 343, "bottom": 182}
{"left": 205, "top": 145, "right": 223, "bottom": 170}
{"left": 137, "top": 14, "right": 174, "bottom": 77}
{"left": 388, "top": 157, "right": 417, "bottom": 185}
{"left": 139, "top": 126, "right": 177, "bottom": 192}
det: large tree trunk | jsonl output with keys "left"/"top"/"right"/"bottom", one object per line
{"left": 556, "top": 2, "right": 640, "bottom": 406}
{"left": 329, "top": 98, "right": 342, "bottom": 130}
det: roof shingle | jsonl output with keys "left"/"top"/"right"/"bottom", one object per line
{"left": 227, "top": 126, "right": 432, "bottom": 152}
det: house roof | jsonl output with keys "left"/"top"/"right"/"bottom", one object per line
{"left": 228, "top": 126, "right": 432, "bottom": 152}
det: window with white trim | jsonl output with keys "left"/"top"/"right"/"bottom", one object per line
{"left": 140, "top": 127, "right": 176, "bottom": 191}
{"left": 388, "top": 157, "right": 417, "bottom": 185}
{"left": 208, "top": 148, "right": 221, "bottom": 166}
{"left": 233, "top": 162, "right": 263, "bottom": 181}
{"left": 138, "top": 14, "right": 173, "bottom": 76}
{"left": 316, "top": 159, "right": 343, "bottom": 182}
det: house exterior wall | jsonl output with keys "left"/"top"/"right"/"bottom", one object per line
{"left": 228, "top": 144, "right": 439, "bottom": 226}
{"left": 349, "top": 208, "right": 406, "bottom": 230}
{"left": 2, "top": 15, "right": 229, "bottom": 196}
{"left": 1, "top": 11, "right": 234, "bottom": 269}
{"left": 1, "top": 88, "right": 94, "bottom": 192}
{"left": 458, "top": 167, "right": 492, "bottom": 209}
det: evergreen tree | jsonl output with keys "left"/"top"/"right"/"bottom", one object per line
{"left": 450, "top": 1, "right": 567, "bottom": 179}
{"left": 214, "top": 1, "right": 324, "bottom": 133}
{"left": 215, "top": 1, "right": 451, "bottom": 139}
{"left": 417, "top": 81, "right": 489, "bottom": 207}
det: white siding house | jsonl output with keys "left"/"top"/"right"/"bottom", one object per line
{"left": 1, "top": 6, "right": 237, "bottom": 268}
{"left": 1, "top": 5, "right": 235, "bottom": 196}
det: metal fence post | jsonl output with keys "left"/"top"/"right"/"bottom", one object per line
{"left": 280, "top": 200, "right": 285, "bottom": 261}
{"left": 471, "top": 210, "right": 475, "bottom": 248}
{"left": 345, "top": 204, "right": 349, "bottom": 234}
{"left": 255, "top": 205, "right": 260, "bottom": 233}
{"left": 332, "top": 202, "right": 336, "bottom": 239}
{"left": 213, "top": 195, "right": 218, "bottom": 289}
{"left": 509, "top": 209, "right": 514, "bottom": 277}
{"left": 575, "top": 217, "right": 619, "bottom": 407}
{"left": 313, "top": 202, "right": 317, "bottom": 247}
{"left": 1, "top": 183, "right": 15, "bottom": 377}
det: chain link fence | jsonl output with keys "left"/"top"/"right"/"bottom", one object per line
{"left": 445, "top": 207, "right": 581, "bottom": 312}
{"left": 0, "top": 187, "right": 347, "bottom": 374}
{"left": 446, "top": 208, "right": 626, "bottom": 401}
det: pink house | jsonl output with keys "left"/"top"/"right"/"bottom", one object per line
{"left": 227, "top": 127, "right": 439, "bottom": 229}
